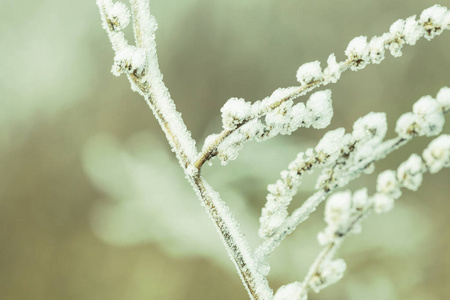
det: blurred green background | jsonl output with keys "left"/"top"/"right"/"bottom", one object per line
{"left": 1, "top": 0, "right": 449, "bottom": 299}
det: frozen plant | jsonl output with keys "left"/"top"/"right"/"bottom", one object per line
{"left": 96, "top": 1, "right": 450, "bottom": 299}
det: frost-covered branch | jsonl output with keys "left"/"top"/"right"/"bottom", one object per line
{"left": 97, "top": 1, "right": 450, "bottom": 299}
{"left": 196, "top": 4, "right": 450, "bottom": 169}
{"left": 97, "top": 1, "right": 273, "bottom": 298}
{"left": 279, "top": 133, "right": 450, "bottom": 299}
{"left": 97, "top": 0, "right": 197, "bottom": 166}
{"left": 256, "top": 87, "right": 450, "bottom": 263}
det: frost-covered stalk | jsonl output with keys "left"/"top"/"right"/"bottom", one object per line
{"left": 97, "top": 1, "right": 450, "bottom": 299}
{"left": 97, "top": 1, "right": 272, "bottom": 299}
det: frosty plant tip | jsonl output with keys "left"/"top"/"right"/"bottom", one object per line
{"left": 97, "top": 1, "right": 450, "bottom": 299}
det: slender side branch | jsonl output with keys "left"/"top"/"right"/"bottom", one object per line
{"left": 196, "top": 7, "right": 450, "bottom": 169}
{"left": 258, "top": 89, "right": 450, "bottom": 261}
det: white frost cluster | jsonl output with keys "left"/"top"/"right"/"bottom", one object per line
{"left": 112, "top": 45, "right": 147, "bottom": 76}
{"left": 436, "top": 86, "right": 450, "bottom": 111}
{"left": 373, "top": 193, "right": 395, "bottom": 214}
{"left": 296, "top": 61, "right": 322, "bottom": 85}
{"left": 259, "top": 149, "right": 318, "bottom": 238}
{"left": 309, "top": 259, "right": 347, "bottom": 293}
{"left": 214, "top": 90, "right": 333, "bottom": 166}
{"left": 419, "top": 4, "right": 449, "bottom": 40}
{"left": 345, "top": 36, "right": 369, "bottom": 70}
{"left": 352, "top": 112, "right": 387, "bottom": 146}
{"left": 220, "top": 97, "right": 252, "bottom": 130}
{"left": 108, "top": 1, "right": 130, "bottom": 30}
{"left": 323, "top": 54, "right": 341, "bottom": 83}
{"left": 315, "top": 128, "right": 346, "bottom": 162}
{"left": 274, "top": 282, "right": 307, "bottom": 300}
{"left": 318, "top": 189, "right": 368, "bottom": 245}
{"left": 397, "top": 154, "right": 424, "bottom": 191}
{"left": 422, "top": 134, "right": 450, "bottom": 173}
{"left": 376, "top": 170, "right": 401, "bottom": 198}
{"left": 395, "top": 94, "right": 445, "bottom": 138}
{"left": 305, "top": 90, "right": 333, "bottom": 129}
{"left": 291, "top": 5, "right": 449, "bottom": 92}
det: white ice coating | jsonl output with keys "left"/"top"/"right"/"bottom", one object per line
{"left": 422, "top": 134, "right": 450, "bottom": 173}
{"left": 274, "top": 282, "right": 307, "bottom": 300}
{"left": 403, "top": 15, "right": 424, "bottom": 45}
{"left": 296, "top": 61, "right": 322, "bottom": 85}
{"left": 436, "top": 86, "right": 450, "bottom": 111}
{"left": 352, "top": 112, "right": 387, "bottom": 146}
{"left": 324, "top": 191, "right": 352, "bottom": 228}
{"left": 315, "top": 128, "right": 346, "bottom": 162}
{"left": 397, "top": 154, "right": 424, "bottom": 191}
{"left": 309, "top": 259, "right": 346, "bottom": 293}
{"left": 396, "top": 92, "right": 446, "bottom": 139}
{"left": 368, "top": 36, "right": 386, "bottom": 64}
{"left": 373, "top": 193, "right": 395, "bottom": 214}
{"left": 345, "top": 36, "right": 369, "bottom": 70}
{"left": 109, "top": 1, "right": 130, "bottom": 30}
{"left": 376, "top": 170, "right": 401, "bottom": 198}
{"left": 221, "top": 98, "right": 252, "bottom": 130}
{"left": 213, "top": 90, "right": 333, "bottom": 165}
{"left": 98, "top": 0, "right": 198, "bottom": 163}
{"left": 323, "top": 53, "right": 341, "bottom": 83}
{"left": 420, "top": 4, "right": 448, "bottom": 40}
{"left": 305, "top": 90, "right": 333, "bottom": 129}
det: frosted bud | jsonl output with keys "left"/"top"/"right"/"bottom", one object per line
{"left": 306, "top": 90, "right": 333, "bottom": 129}
{"left": 317, "top": 227, "right": 335, "bottom": 245}
{"left": 413, "top": 95, "right": 439, "bottom": 115}
{"left": 324, "top": 191, "right": 352, "bottom": 227}
{"left": 352, "top": 188, "right": 369, "bottom": 210}
{"left": 274, "top": 282, "right": 307, "bottom": 300}
{"left": 368, "top": 36, "right": 386, "bottom": 64}
{"left": 404, "top": 15, "right": 424, "bottom": 45}
{"left": 444, "top": 10, "right": 450, "bottom": 27}
{"left": 390, "top": 19, "right": 405, "bottom": 36}
{"left": 397, "top": 154, "right": 424, "bottom": 191}
{"left": 420, "top": 5, "right": 448, "bottom": 25}
{"left": 221, "top": 98, "right": 252, "bottom": 130}
{"left": 296, "top": 61, "right": 322, "bottom": 85}
{"left": 290, "top": 102, "right": 307, "bottom": 129}
{"left": 315, "top": 128, "right": 345, "bottom": 162}
{"left": 395, "top": 112, "right": 417, "bottom": 138}
{"left": 436, "top": 86, "right": 450, "bottom": 111}
{"left": 373, "top": 193, "right": 394, "bottom": 214}
{"left": 376, "top": 170, "right": 401, "bottom": 198}
{"left": 112, "top": 45, "right": 146, "bottom": 76}
{"left": 266, "top": 100, "right": 296, "bottom": 135}
{"left": 420, "top": 5, "right": 448, "bottom": 40}
{"left": 345, "top": 36, "right": 369, "bottom": 70}
{"left": 108, "top": 2, "right": 130, "bottom": 30}
{"left": 352, "top": 112, "right": 387, "bottom": 146}
{"left": 241, "top": 119, "right": 266, "bottom": 141}
{"left": 412, "top": 96, "right": 444, "bottom": 137}
{"left": 324, "top": 53, "right": 341, "bottom": 83}
{"left": 422, "top": 134, "right": 450, "bottom": 173}
{"left": 310, "top": 259, "right": 346, "bottom": 293}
